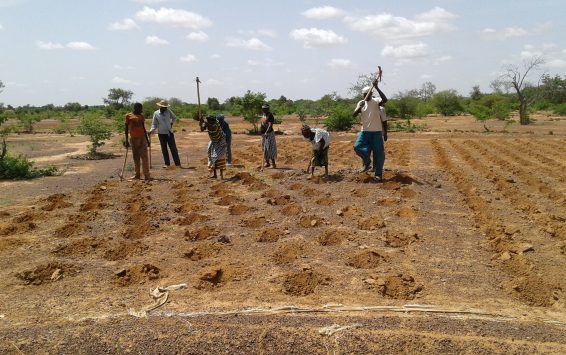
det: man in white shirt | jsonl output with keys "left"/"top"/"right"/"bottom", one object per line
{"left": 149, "top": 100, "right": 181, "bottom": 168}
{"left": 301, "top": 125, "right": 330, "bottom": 177}
{"left": 352, "top": 80, "right": 388, "bottom": 181}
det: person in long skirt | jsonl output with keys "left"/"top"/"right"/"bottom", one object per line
{"left": 260, "top": 103, "right": 277, "bottom": 169}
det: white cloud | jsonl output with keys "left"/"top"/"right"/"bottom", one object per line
{"left": 481, "top": 26, "right": 527, "bottom": 40}
{"left": 36, "top": 40, "right": 64, "bottom": 50}
{"left": 204, "top": 78, "right": 222, "bottom": 85}
{"left": 433, "top": 55, "right": 453, "bottom": 65}
{"left": 145, "top": 35, "right": 169, "bottom": 45}
{"left": 520, "top": 49, "right": 544, "bottom": 59}
{"left": 180, "top": 54, "right": 197, "bottom": 63}
{"left": 327, "top": 59, "right": 352, "bottom": 69}
{"left": 414, "top": 7, "right": 458, "bottom": 22}
{"left": 109, "top": 18, "right": 139, "bottom": 31}
{"left": 67, "top": 42, "right": 96, "bottom": 50}
{"left": 71, "top": 76, "right": 86, "bottom": 81}
{"left": 421, "top": 74, "right": 433, "bottom": 79}
{"left": 289, "top": 28, "right": 347, "bottom": 48}
{"left": 302, "top": 6, "right": 345, "bottom": 20}
{"left": 132, "top": 0, "right": 167, "bottom": 3}
{"left": 187, "top": 31, "right": 209, "bottom": 43}
{"left": 135, "top": 6, "right": 211, "bottom": 29}
{"left": 112, "top": 76, "right": 134, "bottom": 84}
{"left": 546, "top": 59, "right": 566, "bottom": 68}
{"left": 246, "top": 58, "right": 284, "bottom": 67}
{"left": 211, "top": 54, "right": 221, "bottom": 59}
{"left": 225, "top": 37, "right": 272, "bottom": 51}
{"left": 247, "top": 60, "right": 260, "bottom": 66}
{"left": 0, "top": 24, "right": 3, "bottom": 30}
{"left": 237, "top": 29, "right": 277, "bottom": 38}
{"left": 382, "top": 43, "right": 430, "bottom": 59}
{"left": 345, "top": 7, "right": 457, "bottom": 40}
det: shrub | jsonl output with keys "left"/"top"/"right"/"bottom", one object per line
{"left": 78, "top": 113, "right": 112, "bottom": 155}
{"left": 324, "top": 106, "right": 356, "bottom": 131}
{"left": 0, "top": 137, "right": 58, "bottom": 179}
{"left": 553, "top": 103, "right": 566, "bottom": 116}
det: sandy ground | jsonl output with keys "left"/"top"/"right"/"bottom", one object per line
{"left": 0, "top": 114, "right": 565, "bottom": 354}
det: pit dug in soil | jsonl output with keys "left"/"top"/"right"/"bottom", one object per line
{"left": 358, "top": 216, "right": 386, "bottom": 230}
{"left": 185, "top": 226, "right": 218, "bottom": 241}
{"left": 16, "top": 263, "right": 79, "bottom": 285}
{"left": 184, "top": 243, "right": 222, "bottom": 261}
{"left": 114, "top": 264, "right": 161, "bottom": 286}
{"left": 318, "top": 229, "right": 351, "bottom": 246}
{"left": 256, "top": 228, "right": 283, "bottom": 243}
{"left": 371, "top": 274, "right": 423, "bottom": 300}
{"left": 41, "top": 193, "right": 73, "bottom": 211}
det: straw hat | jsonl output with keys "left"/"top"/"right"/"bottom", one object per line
{"left": 156, "top": 100, "right": 169, "bottom": 107}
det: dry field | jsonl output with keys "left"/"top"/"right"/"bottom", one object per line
{"left": 0, "top": 114, "right": 565, "bottom": 353}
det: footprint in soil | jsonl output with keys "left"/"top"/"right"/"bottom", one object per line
{"left": 366, "top": 274, "right": 423, "bottom": 300}
{"left": 282, "top": 269, "right": 330, "bottom": 296}
{"left": 114, "top": 264, "right": 161, "bottom": 286}
{"left": 16, "top": 263, "right": 79, "bottom": 285}
{"left": 347, "top": 250, "right": 388, "bottom": 269}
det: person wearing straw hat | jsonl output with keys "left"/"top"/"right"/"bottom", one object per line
{"left": 352, "top": 79, "right": 388, "bottom": 181}
{"left": 149, "top": 100, "right": 182, "bottom": 168}
{"left": 260, "top": 103, "right": 277, "bottom": 169}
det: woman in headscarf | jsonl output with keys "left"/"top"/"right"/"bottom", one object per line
{"left": 260, "top": 103, "right": 277, "bottom": 169}
{"left": 201, "top": 115, "right": 227, "bottom": 179}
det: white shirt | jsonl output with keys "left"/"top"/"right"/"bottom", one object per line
{"left": 354, "top": 98, "right": 387, "bottom": 132}
{"left": 150, "top": 109, "right": 177, "bottom": 134}
{"left": 311, "top": 128, "right": 330, "bottom": 149}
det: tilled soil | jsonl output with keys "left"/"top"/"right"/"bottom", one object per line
{"left": 0, "top": 117, "right": 565, "bottom": 353}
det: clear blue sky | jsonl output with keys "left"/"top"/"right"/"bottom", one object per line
{"left": 0, "top": 0, "right": 564, "bottom": 106}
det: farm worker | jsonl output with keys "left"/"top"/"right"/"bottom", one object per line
{"left": 124, "top": 102, "right": 151, "bottom": 180}
{"left": 352, "top": 79, "right": 388, "bottom": 181}
{"left": 301, "top": 124, "right": 330, "bottom": 177}
{"left": 149, "top": 100, "right": 182, "bottom": 169}
{"left": 200, "top": 115, "right": 227, "bottom": 179}
{"left": 217, "top": 114, "right": 232, "bottom": 166}
{"left": 260, "top": 103, "right": 277, "bottom": 169}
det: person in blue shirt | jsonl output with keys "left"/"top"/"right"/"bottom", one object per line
{"left": 149, "top": 100, "right": 182, "bottom": 168}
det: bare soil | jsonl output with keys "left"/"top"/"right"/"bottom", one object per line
{"left": 0, "top": 114, "right": 565, "bottom": 353}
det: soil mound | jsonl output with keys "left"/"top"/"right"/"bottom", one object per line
{"left": 41, "top": 193, "right": 72, "bottom": 211}
{"left": 103, "top": 241, "right": 148, "bottom": 261}
{"left": 267, "top": 195, "right": 291, "bottom": 206}
{"left": 240, "top": 216, "right": 266, "bottom": 228}
{"left": 318, "top": 229, "right": 350, "bottom": 246}
{"left": 178, "top": 212, "right": 209, "bottom": 226}
{"left": 256, "top": 228, "right": 282, "bottom": 243}
{"left": 216, "top": 195, "right": 242, "bottom": 206}
{"left": 282, "top": 204, "right": 302, "bottom": 216}
{"left": 396, "top": 207, "right": 418, "bottom": 219}
{"left": 347, "top": 250, "right": 387, "bottom": 269}
{"left": 400, "top": 188, "right": 418, "bottom": 199}
{"left": 184, "top": 243, "right": 222, "bottom": 261}
{"left": 315, "top": 196, "right": 336, "bottom": 206}
{"left": 299, "top": 215, "right": 322, "bottom": 228}
{"left": 52, "top": 238, "right": 101, "bottom": 257}
{"left": 272, "top": 242, "right": 303, "bottom": 264}
{"left": 358, "top": 216, "right": 386, "bottom": 230}
{"left": 229, "top": 204, "right": 252, "bottom": 215}
{"left": 282, "top": 269, "right": 327, "bottom": 296}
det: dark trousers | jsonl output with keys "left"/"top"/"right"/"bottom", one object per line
{"left": 226, "top": 137, "right": 232, "bottom": 164}
{"left": 158, "top": 132, "right": 181, "bottom": 166}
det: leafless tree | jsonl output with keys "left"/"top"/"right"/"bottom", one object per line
{"left": 498, "top": 56, "right": 545, "bottom": 125}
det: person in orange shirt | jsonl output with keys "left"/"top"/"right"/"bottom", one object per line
{"left": 124, "top": 102, "right": 151, "bottom": 180}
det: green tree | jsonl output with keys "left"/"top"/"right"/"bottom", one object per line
{"left": 538, "top": 74, "right": 566, "bottom": 105}
{"left": 240, "top": 90, "right": 266, "bottom": 133}
{"left": 467, "top": 94, "right": 512, "bottom": 130}
{"left": 432, "top": 90, "right": 463, "bottom": 116}
{"left": 470, "top": 86, "right": 483, "bottom": 101}
{"left": 103, "top": 88, "right": 133, "bottom": 109}
{"left": 324, "top": 105, "right": 356, "bottom": 131}
{"left": 497, "top": 56, "right": 545, "bottom": 125}
{"left": 207, "top": 97, "right": 221, "bottom": 110}
{"left": 78, "top": 113, "right": 112, "bottom": 155}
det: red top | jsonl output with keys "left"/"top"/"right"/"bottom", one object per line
{"left": 125, "top": 113, "right": 146, "bottom": 138}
